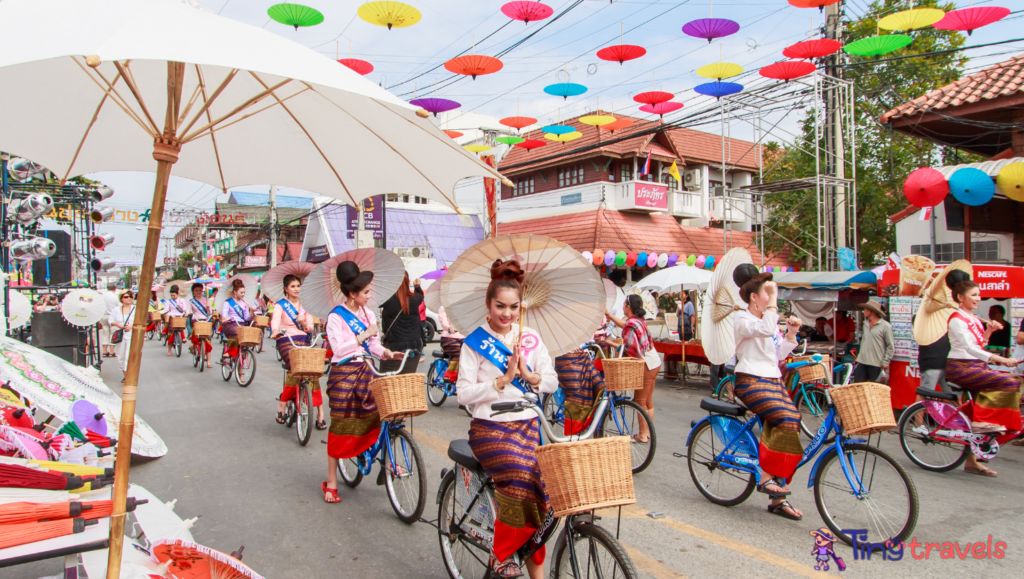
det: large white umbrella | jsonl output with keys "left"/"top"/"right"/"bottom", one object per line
{"left": 300, "top": 249, "right": 406, "bottom": 320}
{"left": 60, "top": 288, "right": 108, "bottom": 327}
{"left": 701, "top": 248, "right": 752, "bottom": 365}
{"left": 634, "top": 264, "right": 713, "bottom": 292}
{"left": 5, "top": 290, "right": 33, "bottom": 330}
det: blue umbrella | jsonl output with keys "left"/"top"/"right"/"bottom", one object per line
{"left": 949, "top": 167, "right": 994, "bottom": 206}
{"left": 541, "top": 124, "right": 575, "bottom": 135}
{"left": 544, "top": 82, "right": 587, "bottom": 99}
{"left": 694, "top": 82, "right": 743, "bottom": 100}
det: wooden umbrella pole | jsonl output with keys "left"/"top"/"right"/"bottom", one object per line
{"left": 106, "top": 61, "right": 185, "bottom": 579}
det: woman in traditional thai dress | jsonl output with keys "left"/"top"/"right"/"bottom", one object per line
{"left": 187, "top": 283, "right": 213, "bottom": 369}
{"left": 218, "top": 279, "right": 255, "bottom": 363}
{"left": 163, "top": 284, "right": 188, "bottom": 357}
{"left": 271, "top": 274, "right": 325, "bottom": 429}
{"left": 456, "top": 259, "right": 558, "bottom": 579}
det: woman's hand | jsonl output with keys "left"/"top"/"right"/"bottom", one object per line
{"left": 765, "top": 280, "right": 779, "bottom": 299}
{"left": 985, "top": 319, "right": 1004, "bottom": 333}
{"left": 992, "top": 355, "right": 1019, "bottom": 367}
{"left": 382, "top": 349, "right": 403, "bottom": 361}
{"left": 496, "top": 349, "right": 520, "bottom": 391}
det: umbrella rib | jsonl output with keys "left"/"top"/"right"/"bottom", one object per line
{"left": 112, "top": 61, "right": 161, "bottom": 135}
{"left": 177, "top": 69, "right": 239, "bottom": 140}
{"left": 61, "top": 70, "right": 124, "bottom": 184}
{"left": 179, "top": 76, "right": 292, "bottom": 143}
{"left": 176, "top": 77, "right": 205, "bottom": 129}
{"left": 70, "top": 56, "right": 156, "bottom": 138}
{"left": 185, "top": 87, "right": 310, "bottom": 142}
{"left": 194, "top": 65, "right": 227, "bottom": 194}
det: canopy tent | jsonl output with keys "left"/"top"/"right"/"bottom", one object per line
{"left": 772, "top": 270, "right": 877, "bottom": 291}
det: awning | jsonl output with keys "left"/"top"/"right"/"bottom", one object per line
{"left": 772, "top": 271, "right": 877, "bottom": 291}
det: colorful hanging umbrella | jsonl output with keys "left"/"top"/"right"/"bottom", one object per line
{"left": 501, "top": 1, "right": 554, "bottom": 24}
{"left": 267, "top": 3, "right": 324, "bottom": 30}
{"left": 500, "top": 116, "right": 537, "bottom": 131}
{"left": 682, "top": 18, "right": 740, "bottom": 43}
{"left": 626, "top": 252, "right": 638, "bottom": 267}
{"left": 843, "top": 35, "right": 912, "bottom": 57}
{"left": 357, "top": 1, "right": 422, "bottom": 30}
{"left": 495, "top": 136, "right": 525, "bottom": 146}
{"left": 442, "top": 130, "right": 463, "bottom": 139}
{"left": 579, "top": 115, "right": 615, "bottom": 126}
{"left": 601, "top": 118, "right": 633, "bottom": 132}
{"left": 408, "top": 97, "right": 460, "bottom": 116}
{"left": 903, "top": 167, "right": 949, "bottom": 207}
{"left": 760, "top": 60, "right": 815, "bottom": 81}
{"left": 544, "top": 82, "right": 587, "bottom": 99}
{"left": 299, "top": 249, "right": 407, "bottom": 319}
{"left": 633, "top": 91, "right": 674, "bottom": 106}
{"left": 337, "top": 58, "right": 374, "bottom": 76}
{"left": 597, "top": 44, "right": 647, "bottom": 65}
{"left": 879, "top": 8, "right": 945, "bottom": 31}
{"left": 541, "top": 124, "right": 575, "bottom": 135}
{"left": 444, "top": 54, "right": 503, "bottom": 79}
{"left": 949, "top": 167, "right": 995, "bottom": 206}
{"left": 787, "top": 0, "right": 840, "bottom": 10}
{"left": 782, "top": 38, "right": 841, "bottom": 59}
{"left": 545, "top": 132, "right": 582, "bottom": 144}
{"left": 260, "top": 261, "right": 318, "bottom": 303}
{"left": 464, "top": 144, "right": 492, "bottom": 153}
{"left": 933, "top": 6, "right": 1010, "bottom": 36}
{"left": 151, "top": 539, "right": 264, "bottom": 579}
{"left": 996, "top": 162, "right": 1024, "bottom": 201}
{"left": 515, "top": 139, "right": 547, "bottom": 151}
{"left": 696, "top": 62, "right": 743, "bottom": 80}
{"left": 72, "top": 399, "right": 107, "bottom": 437}
{"left": 0, "top": 517, "right": 97, "bottom": 550}
{"left": 695, "top": 82, "right": 743, "bottom": 100}
{"left": 639, "top": 102, "right": 683, "bottom": 117}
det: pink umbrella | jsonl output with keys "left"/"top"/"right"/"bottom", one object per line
{"left": 0, "top": 426, "right": 48, "bottom": 460}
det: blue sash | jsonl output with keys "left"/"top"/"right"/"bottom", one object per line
{"left": 226, "top": 298, "right": 248, "bottom": 321}
{"left": 464, "top": 326, "right": 531, "bottom": 394}
{"left": 331, "top": 305, "right": 371, "bottom": 352}
{"left": 167, "top": 299, "right": 184, "bottom": 314}
{"left": 278, "top": 299, "right": 302, "bottom": 327}
{"left": 190, "top": 298, "right": 208, "bottom": 317}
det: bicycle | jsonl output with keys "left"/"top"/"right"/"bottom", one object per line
{"left": 219, "top": 321, "right": 258, "bottom": 387}
{"left": 686, "top": 356, "right": 919, "bottom": 546}
{"left": 279, "top": 333, "right": 326, "bottom": 447}
{"left": 437, "top": 390, "right": 638, "bottom": 579}
{"left": 425, "top": 339, "right": 472, "bottom": 417}
{"left": 191, "top": 329, "right": 210, "bottom": 374}
{"left": 336, "top": 350, "right": 427, "bottom": 524}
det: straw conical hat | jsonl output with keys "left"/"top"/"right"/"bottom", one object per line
{"left": 701, "top": 248, "right": 752, "bottom": 365}
{"left": 913, "top": 260, "right": 972, "bottom": 346}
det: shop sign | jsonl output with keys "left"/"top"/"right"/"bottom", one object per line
{"left": 561, "top": 193, "right": 581, "bottom": 206}
{"left": 632, "top": 182, "right": 668, "bottom": 210}
{"left": 347, "top": 195, "right": 385, "bottom": 239}
{"left": 879, "top": 265, "right": 1024, "bottom": 299}
{"left": 163, "top": 257, "right": 178, "bottom": 265}
{"left": 306, "top": 245, "right": 329, "bottom": 263}
{"left": 243, "top": 256, "right": 266, "bottom": 268}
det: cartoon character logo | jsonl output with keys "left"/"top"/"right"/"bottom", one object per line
{"left": 811, "top": 528, "right": 846, "bottom": 572}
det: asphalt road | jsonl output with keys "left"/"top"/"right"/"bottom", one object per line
{"left": 15, "top": 336, "right": 1024, "bottom": 578}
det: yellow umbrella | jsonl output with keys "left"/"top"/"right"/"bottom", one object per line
{"left": 545, "top": 132, "right": 582, "bottom": 143}
{"left": 464, "top": 144, "right": 492, "bottom": 153}
{"left": 879, "top": 8, "right": 945, "bottom": 31}
{"left": 579, "top": 115, "right": 615, "bottom": 126}
{"left": 996, "top": 162, "right": 1024, "bottom": 201}
{"left": 358, "top": 1, "right": 422, "bottom": 30}
{"left": 696, "top": 62, "right": 743, "bottom": 80}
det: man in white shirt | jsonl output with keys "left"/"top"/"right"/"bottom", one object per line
{"left": 99, "top": 283, "right": 119, "bottom": 358}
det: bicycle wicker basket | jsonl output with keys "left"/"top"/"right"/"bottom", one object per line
{"left": 791, "top": 355, "right": 830, "bottom": 382}
{"left": 602, "top": 357, "right": 645, "bottom": 391}
{"left": 254, "top": 315, "right": 270, "bottom": 328}
{"left": 236, "top": 326, "right": 262, "bottom": 347}
{"left": 535, "top": 436, "right": 636, "bottom": 517}
{"left": 192, "top": 321, "right": 213, "bottom": 338}
{"left": 829, "top": 382, "right": 896, "bottom": 435}
{"left": 147, "top": 312, "right": 158, "bottom": 324}
{"left": 168, "top": 317, "right": 187, "bottom": 330}
{"left": 289, "top": 348, "right": 327, "bottom": 378}
{"left": 370, "top": 373, "right": 428, "bottom": 421}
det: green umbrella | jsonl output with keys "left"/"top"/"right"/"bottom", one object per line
{"left": 495, "top": 136, "right": 526, "bottom": 146}
{"left": 58, "top": 421, "right": 87, "bottom": 442}
{"left": 843, "top": 34, "right": 912, "bottom": 57}
{"left": 615, "top": 251, "right": 627, "bottom": 267}
{"left": 268, "top": 3, "right": 325, "bottom": 31}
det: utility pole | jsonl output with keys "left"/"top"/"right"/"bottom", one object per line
{"left": 269, "top": 184, "right": 278, "bottom": 268}
{"left": 825, "top": 3, "right": 845, "bottom": 269}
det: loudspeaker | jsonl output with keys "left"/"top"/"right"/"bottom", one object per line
{"left": 31, "top": 311, "right": 79, "bottom": 347}
{"left": 31, "top": 230, "right": 73, "bottom": 286}
{"left": 40, "top": 345, "right": 87, "bottom": 367}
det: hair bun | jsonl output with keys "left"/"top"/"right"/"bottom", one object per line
{"left": 336, "top": 261, "right": 360, "bottom": 285}
{"left": 945, "top": 269, "right": 970, "bottom": 289}
{"left": 490, "top": 259, "right": 525, "bottom": 284}
{"left": 732, "top": 263, "right": 760, "bottom": 288}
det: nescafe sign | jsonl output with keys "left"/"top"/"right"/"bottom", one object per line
{"left": 632, "top": 182, "right": 668, "bottom": 210}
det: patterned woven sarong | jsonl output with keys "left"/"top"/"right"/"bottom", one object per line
{"left": 327, "top": 360, "right": 380, "bottom": 459}
{"left": 734, "top": 373, "right": 803, "bottom": 481}
{"left": 556, "top": 350, "right": 606, "bottom": 435}
{"left": 468, "top": 418, "right": 549, "bottom": 565}
{"left": 440, "top": 337, "right": 463, "bottom": 381}
{"left": 221, "top": 321, "right": 240, "bottom": 358}
{"left": 945, "top": 358, "right": 1022, "bottom": 431}
{"left": 277, "top": 335, "right": 323, "bottom": 407}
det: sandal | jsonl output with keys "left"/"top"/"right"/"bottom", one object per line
{"left": 316, "top": 419, "right": 327, "bottom": 430}
{"left": 631, "top": 434, "right": 650, "bottom": 444}
{"left": 488, "top": 556, "right": 524, "bottom": 578}
{"left": 965, "top": 466, "right": 997, "bottom": 478}
{"left": 321, "top": 481, "right": 342, "bottom": 503}
{"left": 767, "top": 500, "right": 802, "bottom": 521}
{"left": 276, "top": 412, "right": 286, "bottom": 425}
{"left": 756, "top": 477, "right": 791, "bottom": 497}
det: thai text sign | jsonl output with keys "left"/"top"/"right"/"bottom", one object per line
{"left": 632, "top": 182, "right": 668, "bottom": 210}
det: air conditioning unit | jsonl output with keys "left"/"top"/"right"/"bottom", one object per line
{"left": 683, "top": 169, "right": 703, "bottom": 191}
{"left": 711, "top": 186, "right": 725, "bottom": 197}
{"left": 394, "top": 246, "right": 431, "bottom": 258}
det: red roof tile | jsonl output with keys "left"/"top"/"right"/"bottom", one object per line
{"left": 889, "top": 204, "right": 920, "bottom": 224}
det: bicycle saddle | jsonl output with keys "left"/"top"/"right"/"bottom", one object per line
{"left": 432, "top": 350, "right": 446, "bottom": 359}
{"left": 699, "top": 397, "right": 746, "bottom": 416}
{"left": 915, "top": 387, "right": 958, "bottom": 401}
{"left": 448, "top": 439, "right": 483, "bottom": 474}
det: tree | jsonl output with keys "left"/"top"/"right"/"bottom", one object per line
{"left": 760, "top": 0, "right": 968, "bottom": 268}
{"left": 169, "top": 266, "right": 189, "bottom": 281}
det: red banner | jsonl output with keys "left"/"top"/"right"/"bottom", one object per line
{"left": 879, "top": 264, "right": 1024, "bottom": 299}
{"left": 483, "top": 155, "right": 496, "bottom": 238}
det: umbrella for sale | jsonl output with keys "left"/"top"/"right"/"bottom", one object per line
{"left": 515, "top": 139, "right": 547, "bottom": 151}
{"left": 0, "top": 407, "right": 33, "bottom": 428}
{"left": 0, "top": 517, "right": 97, "bottom": 550}
{"left": 5, "top": 290, "right": 32, "bottom": 331}
{"left": 43, "top": 434, "right": 74, "bottom": 460}
{"left": 903, "top": 167, "right": 948, "bottom": 207}
{"left": 408, "top": 97, "right": 461, "bottom": 117}
{"left": 130, "top": 484, "right": 196, "bottom": 544}
{"left": 782, "top": 38, "right": 841, "bottom": 59}
{"left": 639, "top": 102, "right": 683, "bottom": 118}
{"left": 57, "top": 421, "right": 87, "bottom": 442}
{"left": 843, "top": 34, "right": 912, "bottom": 56}
{"left": 73, "top": 399, "right": 108, "bottom": 437}
{"left": 0, "top": 426, "right": 48, "bottom": 460}
{"left": 0, "top": 386, "right": 27, "bottom": 409}
{"left": 59, "top": 289, "right": 107, "bottom": 327}
{"left": 996, "top": 162, "right": 1024, "bottom": 201}
{"left": 81, "top": 537, "right": 173, "bottom": 579}
{"left": 0, "top": 499, "right": 95, "bottom": 524}
{"left": 502, "top": 1, "right": 554, "bottom": 25}
{"left": 214, "top": 274, "right": 259, "bottom": 312}
{"left": 0, "top": 463, "right": 83, "bottom": 490}
{"left": 701, "top": 248, "right": 752, "bottom": 365}
{"left": 30, "top": 459, "right": 111, "bottom": 478}
{"left": 299, "top": 249, "right": 406, "bottom": 320}
{"left": 358, "top": 1, "right": 422, "bottom": 30}
{"left": 0, "top": 488, "right": 80, "bottom": 504}
{"left": 633, "top": 264, "right": 714, "bottom": 292}
{"left": 267, "top": 3, "right": 324, "bottom": 31}
{"left": 441, "top": 234, "right": 606, "bottom": 357}
{"left": 86, "top": 430, "right": 117, "bottom": 448}
{"left": 949, "top": 167, "right": 995, "bottom": 206}
{"left": 760, "top": 60, "right": 815, "bottom": 81}
{"left": 915, "top": 260, "right": 972, "bottom": 346}
{"left": 56, "top": 442, "right": 101, "bottom": 466}
{"left": 261, "top": 262, "right": 318, "bottom": 303}
{"left": 933, "top": 6, "right": 1010, "bottom": 36}
{"left": 151, "top": 539, "right": 264, "bottom": 579}
{"left": 80, "top": 497, "right": 147, "bottom": 521}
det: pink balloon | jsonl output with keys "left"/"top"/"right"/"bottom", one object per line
{"left": 647, "top": 253, "right": 658, "bottom": 267}
{"left": 695, "top": 255, "right": 706, "bottom": 268}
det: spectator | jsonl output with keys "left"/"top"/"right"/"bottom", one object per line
{"left": 380, "top": 272, "right": 424, "bottom": 374}
{"left": 988, "top": 305, "right": 1011, "bottom": 349}
{"left": 677, "top": 291, "right": 696, "bottom": 341}
{"left": 852, "top": 301, "right": 894, "bottom": 382}
{"left": 99, "top": 283, "right": 119, "bottom": 358}
{"left": 825, "top": 311, "right": 855, "bottom": 344}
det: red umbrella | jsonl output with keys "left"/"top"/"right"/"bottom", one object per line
{"left": 337, "top": 58, "right": 374, "bottom": 76}
{"left": 633, "top": 91, "right": 674, "bottom": 106}
{"left": 760, "top": 60, "right": 816, "bottom": 81}
{"left": 500, "top": 116, "right": 537, "bottom": 131}
{"left": 904, "top": 168, "right": 949, "bottom": 208}
{"left": 444, "top": 54, "right": 503, "bottom": 79}
{"left": 782, "top": 38, "right": 841, "bottom": 59}
{"left": 80, "top": 497, "right": 148, "bottom": 521}
{"left": 501, "top": 1, "right": 554, "bottom": 25}
{"left": 0, "top": 407, "right": 34, "bottom": 428}
{"left": 933, "top": 7, "right": 1010, "bottom": 36}
{"left": 442, "top": 130, "right": 463, "bottom": 139}
{"left": 85, "top": 429, "right": 116, "bottom": 448}
{"left": 787, "top": 0, "right": 840, "bottom": 10}
{"left": 152, "top": 539, "right": 264, "bottom": 579}
{"left": 0, "top": 463, "right": 83, "bottom": 490}
{"left": 601, "top": 118, "right": 633, "bottom": 132}
{"left": 0, "top": 500, "right": 91, "bottom": 524}
{"left": 0, "top": 517, "right": 97, "bottom": 550}
{"left": 597, "top": 44, "right": 647, "bottom": 65}
{"left": 515, "top": 139, "right": 547, "bottom": 151}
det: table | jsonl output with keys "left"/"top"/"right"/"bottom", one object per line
{"left": 654, "top": 341, "right": 711, "bottom": 388}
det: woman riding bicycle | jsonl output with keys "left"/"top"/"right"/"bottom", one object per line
{"left": 163, "top": 285, "right": 188, "bottom": 357}
{"left": 272, "top": 274, "right": 326, "bottom": 430}
{"left": 731, "top": 264, "right": 804, "bottom": 521}
{"left": 944, "top": 278, "right": 1020, "bottom": 477}
{"left": 322, "top": 261, "right": 402, "bottom": 504}
{"left": 219, "top": 279, "right": 255, "bottom": 363}
{"left": 607, "top": 294, "right": 659, "bottom": 443}
{"left": 456, "top": 259, "right": 557, "bottom": 579}
{"left": 187, "top": 283, "right": 213, "bottom": 369}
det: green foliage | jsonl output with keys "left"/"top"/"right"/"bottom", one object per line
{"left": 170, "top": 267, "right": 190, "bottom": 281}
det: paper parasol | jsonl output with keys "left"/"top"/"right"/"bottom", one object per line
{"left": 500, "top": 116, "right": 537, "bottom": 130}
{"left": 760, "top": 60, "right": 815, "bottom": 81}
{"left": 948, "top": 167, "right": 995, "bottom": 207}
{"left": 358, "top": 1, "right": 422, "bottom": 30}
{"left": 6, "top": 290, "right": 32, "bottom": 330}
{"left": 787, "top": 0, "right": 840, "bottom": 9}
{"left": 546, "top": 132, "right": 581, "bottom": 144}
{"left": 996, "top": 162, "right": 1024, "bottom": 201}
{"left": 421, "top": 269, "right": 446, "bottom": 281}
{"left": 267, "top": 3, "right": 324, "bottom": 31}
{"left": 603, "top": 279, "right": 618, "bottom": 310}
{"left": 440, "top": 234, "right": 606, "bottom": 357}
{"left": 844, "top": 35, "right": 912, "bottom": 56}
{"left": 544, "top": 82, "right": 587, "bottom": 99}
{"left": 443, "top": 130, "right": 463, "bottom": 139}
{"left": 700, "top": 248, "right": 752, "bottom": 365}
{"left": 496, "top": 136, "right": 526, "bottom": 146}
{"left": 933, "top": 7, "right": 1010, "bottom": 36}
{"left": 260, "top": 261, "right": 318, "bottom": 302}
{"left": 879, "top": 8, "right": 945, "bottom": 31}
{"left": 579, "top": 115, "right": 615, "bottom": 126}
{"left": 214, "top": 274, "right": 259, "bottom": 311}
{"left": 72, "top": 399, "right": 107, "bottom": 437}
{"left": 695, "top": 82, "right": 743, "bottom": 100}
{"left": 682, "top": 18, "right": 740, "bottom": 43}
{"left": 299, "top": 248, "right": 406, "bottom": 319}
{"left": 1, "top": 406, "right": 33, "bottom": 427}
{"left": 501, "top": 1, "right": 554, "bottom": 24}
{"left": 903, "top": 167, "right": 948, "bottom": 208}
{"left": 628, "top": 287, "right": 658, "bottom": 318}
{"left": 464, "top": 144, "right": 492, "bottom": 153}
{"left": 129, "top": 484, "right": 196, "bottom": 543}
{"left": 444, "top": 55, "right": 503, "bottom": 79}
{"left": 601, "top": 118, "right": 633, "bottom": 132}
{"left": 338, "top": 58, "right": 373, "bottom": 75}
{"left": 639, "top": 102, "right": 683, "bottom": 118}
{"left": 409, "top": 97, "right": 460, "bottom": 116}
{"left": 60, "top": 289, "right": 105, "bottom": 327}
{"left": 914, "top": 260, "right": 971, "bottom": 345}
{"left": 151, "top": 539, "right": 264, "bottom": 579}
{"left": 783, "top": 39, "right": 841, "bottom": 59}
{"left": 0, "top": 425, "right": 48, "bottom": 460}
{"left": 597, "top": 44, "right": 647, "bottom": 65}
{"left": 696, "top": 62, "right": 743, "bottom": 80}
{"left": 541, "top": 124, "right": 575, "bottom": 135}
{"left": 633, "top": 91, "right": 673, "bottom": 105}
{"left": 515, "top": 139, "right": 547, "bottom": 151}
{"left": 423, "top": 280, "right": 443, "bottom": 313}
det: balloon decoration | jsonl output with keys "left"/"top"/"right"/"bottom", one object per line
{"left": 409, "top": 97, "right": 460, "bottom": 116}
{"left": 639, "top": 102, "right": 683, "bottom": 118}
{"left": 667, "top": 254, "right": 679, "bottom": 267}
{"left": 544, "top": 83, "right": 588, "bottom": 99}
{"left": 694, "top": 82, "right": 743, "bottom": 100}
{"left": 844, "top": 35, "right": 912, "bottom": 57}
{"left": 682, "top": 18, "right": 740, "bottom": 43}
{"left": 633, "top": 91, "right": 674, "bottom": 106}
{"left": 268, "top": 3, "right": 324, "bottom": 30}
{"left": 357, "top": 1, "right": 422, "bottom": 30}
{"left": 948, "top": 168, "right": 995, "bottom": 206}
{"left": 500, "top": 116, "right": 538, "bottom": 131}
{"left": 615, "top": 251, "right": 627, "bottom": 267}
{"left": 695, "top": 255, "right": 706, "bottom": 268}
{"left": 705, "top": 255, "right": 715, "bottom": 270}
{"left": 604, "top": 250, "right": 616, "bottom": 266}
{"left": 501, "top": 1, "right": 554, "bottom": 25}
{"left": 515, "top": 139, "right": 547, "bottom": 151}
{"left": 760, "top": 61, "right": 815, "bottom": 81}
{"left": 933, "top": 7, "right": 1010, "bottom": 36}
{"left": 783, "top": 39, "right": 841, "bottom": 59}
{"left": 657, "top": 253, "right": 669, "bottom": 268}
{"left": 996, "top": 163, "right": 1024, "bottom": 201}
{"left": 903, "top": 167, "right": 948, "bottom": 208}
{"left": 626, "top": 252, "right": 638, "bottom": 267}
{"left": 878, "top": 8, "right": 945, "bottom": 31}
{"left": 445, "top": 55, "right": 504, "bottom": 79}
{"left": 338, "top": 58, "right": 374, "bottom": 75}
{"left": 541, "top": 124, "right": 576, "bottom": 135}
{"left": 686, "top": 254, "right": 696, "bottom": 266}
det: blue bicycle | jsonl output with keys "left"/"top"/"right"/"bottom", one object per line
{"left": 686, "top": 357, "right": 919, "bottom": 545}
{"left": 425, "top": 339, "right": 472, "bottom": 417}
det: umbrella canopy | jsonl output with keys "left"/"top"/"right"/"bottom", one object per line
{"left": 682, "top": 18, "right": 740, "bottom": 43}
{"left": 420, "top": 269, "right": 447, "bottom": 281}
{"left": 578, "top": 115, "right": 616, "bottom": 127}
{"left": 440, "top": 234, "right": 605, "bottom": 357}
{"left": 844, "top": 35, "right": 912, "bottom": 56}
{"left": 214, "top": 274, "right": 259, "bottom": 312}
{"left": 543, "top": 83, "right": 587, "bottom": 99}
{"left": 596, "top": 44, "right": 647, "bottom": 65}
{"left": 337, "top": 58, "right": 373, "bottom": 76}
{"left": 423, "top": 280, "right": 443, "bottom": 313}
{"left": 949, "top": 167, "right": 995, "bottom": 206}
{"left": 267, "top": 3, "right": 324, "bottom": 31}
{"left": 782, "top": 38, "right": 841, "bottom": 59}
{"left": 0, "top": 517, "right": 96, "bottom": 550}
{"left": 915, "top": 260, "right": 971, "bottom": 345}
{"left": 408, "top": 97, "right": 460, "bottom": 116}
{"left": 601, "top": 118, "right": 633, "bottom": 132}
{"left": 627, "top": 287, "right": 658, "bottom": 319}
{"left": 696, "top": 62, "right": 743, "bottom": 80}
{"left": 444, "top": 55, "right": 503, "bottom": 80}
{"left": 760, "top": 60, "right": 815, "bottom": 81}
{"left": 694, "top": 82, "right": 743, "bottom": 99}
{"left": 72, "top": 399, "right": 107, "bottom": 437}
{"left": 541, "top": 124, "right": 575, "bottom": 135}
{"left": 700, "top": 248, "right": 751, "bottom": 365}
{"left": 59, "top": 289, "right": 106, "bottom": 327}
{"left": 545, "top": 132, "right": 582, "bottom": 144}
{"left": 0, "top": 500, "right": 89, "bottom": 525}
{"left": 495, "top": 136, "right": 525, "bottom": 146}
{"left": 465, "top": 144, "right": 492, "bottom": 153}
{"left": 501, "top": 1, "right": 554, "bottom": 24}
{"left": 515, "top": 139, "right": 547, "bottom": 151}
{"left": 0, "top": 463, "right": 82, "bottom": 490}
{"left": 443, "top": 130, "right": 463, "bottom": 139}
{"left": 261, "top": 262, "right": 318, "bottom": 303}
{"left": 299, "top": 249, "right": 406, "bottom": 319}
{"left": 878, "top": 8, "right": 945, "bottom": 31}
{"left": 0, "top": 488, "right": 80, "bottom": 504}
{"left": 633, "top": 91, "right": 674, "bottom": 106}
{"left": 0, "top": 425, "right": 49, "bottom": 460}
{"left": 0, "top": 407, "right": 33, "bottom": 428}
{"left": 80, "top": 536, "right": 172, "bottom": 579}
{"left": 500, "top": 116, "right": 537, "bottom": 131}
{"left": 357, "top": 1, "right": 422, "bottom": 30}
{"left": 933, "top": 7, "right": 1010, "bottom": 36}
{"left": 638, "top": 102, "right": 683, "bottom": 117}
{"left": 633, "top": 264, "right": 714, "bottom": 292}
{"left": 152, "top": 539, "right": 264, "bottom": 579}
{"left": 602, "top": 279, "right": 617, "bottom": 311}
{"left": 130, "top": 484, "right": 196, "bottom": 543}
{"left": 787, "top": 0, "right": 840, "bottom": 8}
{"left": 6, "top": 290, "right": 32, "bottom": 330}
{"left": 996, "top": 162, "right": 1024, "bottom": 201}
{"left": 903, "top": 167, "right": 949, "bottom": 207}
{"left": 160, "top": 280, "right": 191, "bottom": 302}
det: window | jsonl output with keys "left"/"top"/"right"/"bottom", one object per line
{"left": 620, "top": 162, "right": 632, "bottom": 182}
{"left": 413, "top": 196, "right": 428, "bottom": 205}
{"left": 514, "top": 176, "right": 534, "bottom": 197}
{"left": 558, "top": 164, "right": 584, "bottom": 188}
{"left": 401, "top": 194, "right": 410, "bottom": 203}
{"left": 664, "top": 174, "right": 678, "bottom": 192}
{"left": 386, "top": 194, "right": 399, "bottom": 202}
{"left": 910, "top": 241, "right": 999, "bottom": 262}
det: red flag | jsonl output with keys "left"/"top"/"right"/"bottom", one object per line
{"left": 483, "top": 155, "right": 497, "bottom": 238}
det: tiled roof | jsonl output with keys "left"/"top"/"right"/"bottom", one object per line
{"left": 498, "top": 113, "right": 762, "bottom": 174}
{"left": 497, "top": 208, "right": 798, "bottom": 268}
{"left": 889, "top": 204, "right": 920, "bottom": 224}
{"left": 881, "top": 53, "right": 1024, "bottom": 123}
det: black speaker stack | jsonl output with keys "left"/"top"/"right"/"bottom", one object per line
{"left": 31, "top": 311, "right": 87, "bottom": 366}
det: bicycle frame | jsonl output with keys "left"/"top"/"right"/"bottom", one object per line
{"left": 429, "top": 357, "right": 458, "bottom": 397}
{"left": 354, "top": 420, "right": 410, "bottom": 477}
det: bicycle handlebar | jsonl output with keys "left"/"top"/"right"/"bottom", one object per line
{"left": 362, "top": 349, "right": 415, "bottom": 378}
{"left": 284, "top": 332, "right": 326, "bottom": 349}
{"left": 785, "top": 354, "right": 822, "bottom": 370}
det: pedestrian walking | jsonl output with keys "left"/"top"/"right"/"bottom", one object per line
{"left": 379, "top": 272, "right": 424, "bottom": 374}
{"left": 99, "top": 283, "right": 119, "bottom": 358}
{"left": 108, "top": 290, "right": 136, "bottom": 381}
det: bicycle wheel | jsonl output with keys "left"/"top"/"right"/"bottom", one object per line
{"left": 543, "top": 392, "right": 563, "bottom": 427}
{"left": 337, "top": 456, "right": 363, "bottom": 488}
{"left": 235, "top": 348, "right": 256, "bottom": 387}
{"left": 192, "top": 342, "right": 200, "bottom": 368}
{"left": 813, "top": 442, "right": 919, "bottom": 546}
{"left": 686, "top": 420, "right": 755, "bottom": 506}
{"left": 384, "top": 427, "right": 427, "bottom": 524}
{"left": 426, "top": 362, "right": 447, "bottom": 407}
{"left": 552, "top": 522, "right": 638, "bottom": 579}
{"left": 712, "top": 376, "right": 735, "bottom": 404}
{"left": 897, "top": 402, "right": 970, "bottom": 472}
{"left": 199, "top": 344, "right": 206, "bottom": 373}
{"left": 220, "top": 350, "right": 232, "bottom": 382}
{"left": 295, "top": 381, "right": 313, "bottom": 446}
{"left": 146, "top": 328, "right": 155, "bottom": 341}
{"left": 437, "top": 472, "right": 489, "bottom": 579}
{"left": 173, "top": 333, "right": 182, "bottom": 358}
{"left": 257, "top": 334, "right": 264, "bottom": 354}
{"left": 598, "top": 400, "right": 656, "bottom": 474}
{"left": 796, "top": 386, "right": 830, "bottom": 439}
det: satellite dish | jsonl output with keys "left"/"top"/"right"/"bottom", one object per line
{"left": 9, "top": 158, "right": 50, "bottom": 182}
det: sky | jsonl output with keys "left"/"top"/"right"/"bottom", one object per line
{"left": 73, "top": 0, "right": 1023, "bottom": 263}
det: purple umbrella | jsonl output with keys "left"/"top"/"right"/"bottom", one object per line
{"left": 409, "top": 98, "right": 461, "bottom": 117}
{"left": 421, "top": 269, "right": 447, "bottom": 280}
{"left": 71, "top": 399, "right": 107, "bottom": 437}
{"left": 682, "top": 18, "right": 740, "bottom": 43}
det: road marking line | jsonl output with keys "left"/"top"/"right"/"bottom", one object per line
{"left": 623, "top": 544, "right": 687, "bottom": 579}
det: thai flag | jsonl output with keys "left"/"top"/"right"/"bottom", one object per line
{"left": 639, "top": 151, "right": 651, "bottom": 176}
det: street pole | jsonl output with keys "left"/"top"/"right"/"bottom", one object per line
{"left": 269, "top": 184, "right": 278, "bottom": 268}
{"left": 825, "top": 3, "right": 844, "bottom": 270}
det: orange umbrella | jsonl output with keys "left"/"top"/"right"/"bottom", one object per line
{"left": 80, "top": 497, "right": 148, "bottom": 521}
{"left": 0, "top": 517, "right": 97, "bottom": 549}
{"left": 151, "top": 539, "right": 264, "bottom": 579}
{"left": 444, "top": 54, "right": 503, "bottom": 79}
{"left": 0, "top": 500, "right": 91, "bottom": 524}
